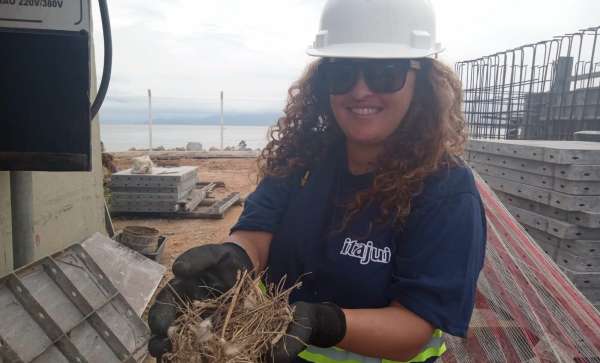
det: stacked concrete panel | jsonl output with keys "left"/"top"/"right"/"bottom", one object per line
{"left": 466, "top": 139, "right": 600, "bottom": 309}
{"left": 110, "top": 166, "right": 198, "bottom": 213}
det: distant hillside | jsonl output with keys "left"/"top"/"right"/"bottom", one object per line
{"left": 100, "top": 111, "right": 282, "bottom": 126}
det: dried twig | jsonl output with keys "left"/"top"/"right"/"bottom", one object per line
{"left": 164, "top": 272, "right": 301, "bottom": 363}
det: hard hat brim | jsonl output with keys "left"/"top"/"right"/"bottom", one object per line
{"left": 306, "top": 43, "right": 443, "bottom": 59}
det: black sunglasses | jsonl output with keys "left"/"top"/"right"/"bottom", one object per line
{"left": 319, "top": 59, "right": 421, "bottom": 95}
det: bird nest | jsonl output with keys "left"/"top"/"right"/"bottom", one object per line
{"left": 163, "top": 271, "right": 300, "bottom": 363}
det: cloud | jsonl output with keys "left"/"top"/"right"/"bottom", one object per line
{"left": 92, "top": 0, "right": 599, "bottom": 121}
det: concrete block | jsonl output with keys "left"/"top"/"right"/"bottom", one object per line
{"left": 574, "top": 131, "right": 600, "bottom": 142}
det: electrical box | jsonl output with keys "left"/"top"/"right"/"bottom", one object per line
{"left": 0, "top": 0, "right": 92, "bottom": 171}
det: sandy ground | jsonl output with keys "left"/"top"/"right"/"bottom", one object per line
{"left": 111, "top": 154, "right": 259, "bottom": 275}
{"left": 109, "top": 154, "right": 260, "bottom": 362}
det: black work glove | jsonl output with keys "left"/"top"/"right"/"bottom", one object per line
{"left": 268, "top": 302, "right": 347, "bottom": 363}
{"left": 147, "top": 243, "right": 253, "bottom": 359}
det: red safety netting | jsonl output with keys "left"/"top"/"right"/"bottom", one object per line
{"left": 440, "top": 176, "right": 600, "bottom": 362}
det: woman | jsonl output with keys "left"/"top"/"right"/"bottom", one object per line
{"left": 148, "top": 0, "right": 486, "bottom": 362}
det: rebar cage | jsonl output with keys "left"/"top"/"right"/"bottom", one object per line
{"left": 456, "top": 26, "right": 600, "bottom": 140}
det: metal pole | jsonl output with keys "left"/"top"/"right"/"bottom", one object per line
{"left": 148, "top": 89, "right": 153, "bottom": 151}
{"left": 10, "top": 171, "right": 34, "bottom": 268}
{"left": 220, "top": 91, "right": 224, "bottom": 150}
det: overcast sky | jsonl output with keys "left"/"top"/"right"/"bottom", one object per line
{"left": 92, "top": 0, "right": 600, "bottom": 122}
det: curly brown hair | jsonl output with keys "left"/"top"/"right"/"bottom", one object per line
{"left": 258, "top": 58, "right": 467, "bottom": 227}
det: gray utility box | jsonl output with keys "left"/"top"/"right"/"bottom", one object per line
{"left": 0, "top": 1, "right": 93, "bottom": 171}
{"left": 110, "top": 166, "right": 199, "bottom": 213}
{"left": 466, "top": 139, "right": 600, "bottom": 307}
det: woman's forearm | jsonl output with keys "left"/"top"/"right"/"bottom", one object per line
{"left": 225, "top": 230, "right": 273, "bottom": 272}
{"left": 338, "top": 302, "right": 434, "bottom": 361}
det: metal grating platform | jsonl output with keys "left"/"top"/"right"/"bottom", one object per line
{"left": 0, "top": 244, "right": 149, "bottom": 363}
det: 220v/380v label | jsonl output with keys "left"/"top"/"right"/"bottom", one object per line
{"left": 0, "top": 0, "right": 64, "bottom": 8}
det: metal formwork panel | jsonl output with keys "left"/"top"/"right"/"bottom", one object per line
{"left": 479, "top": 174, "right": 551, "bottom": 204}
{"left": 470, "top": 162, "right": 553, "bottom": 190}
{"left": 110, "top": 200, "right": 180, "bottom": 213}
{"left": 111, "top": 187, "right": 192, "bottom": 203}
{"left": 468, "top": 140, "right": 600, "bottom": 165}
{"left": 560, "top": 239, "right": 600, "bottom": 257}
{"left": 468, "top": 139, "right": 546, "bottom": 162}
{"left": 469, "top": 151, "right": 554, "bottom": 176}
{"left": 549, "top": 190, "right": 600, "bottom": 213}
{"left": 469, "top": 150, "right": 600, "bottom": 182}
{"left": 556, "top": 249, "right": 600, "bottom": 273}
{"left": 554, "top": 164, "right": 600, "bottom": 181}
{"left": 0, "top": 245, "right": 149, "bottom": 362}
{"left": 506, "top": 202, "right": 600, "bottom": 240}
{"left": 580, "top": 288, "right": 600, "bottom": 304}
{"left": 111, "top": 167, "right": 198, "bottom": 188}
{"left": 507, "top": 205, "right": 549, "bottom": 231}
{"left": 523, "top": 226, "right": 561, "bottom": 249}
{"left": 496, "top": 191, "right": 600, "bottom": 228}
{"left": 471, "top": 161, "right": 600, "bottom": 196}
{"left": 562, "top": 267, "right": 600, "bottom": 289}
{"left": 481, "top": 173, "right": 600, "bottom": 213}
{"left": 547, "top": 218, "right": 600, "bottom": 240}
{"left": 110, "top": 175, "right": 198, "bottom": 195}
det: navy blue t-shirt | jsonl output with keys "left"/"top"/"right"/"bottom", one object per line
{"left": 231, "top": 155, "right": 486, "bottom": 338}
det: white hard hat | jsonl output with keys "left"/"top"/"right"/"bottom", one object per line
{"left": 307, "top": 0, "right": 443, "bottom": 59}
